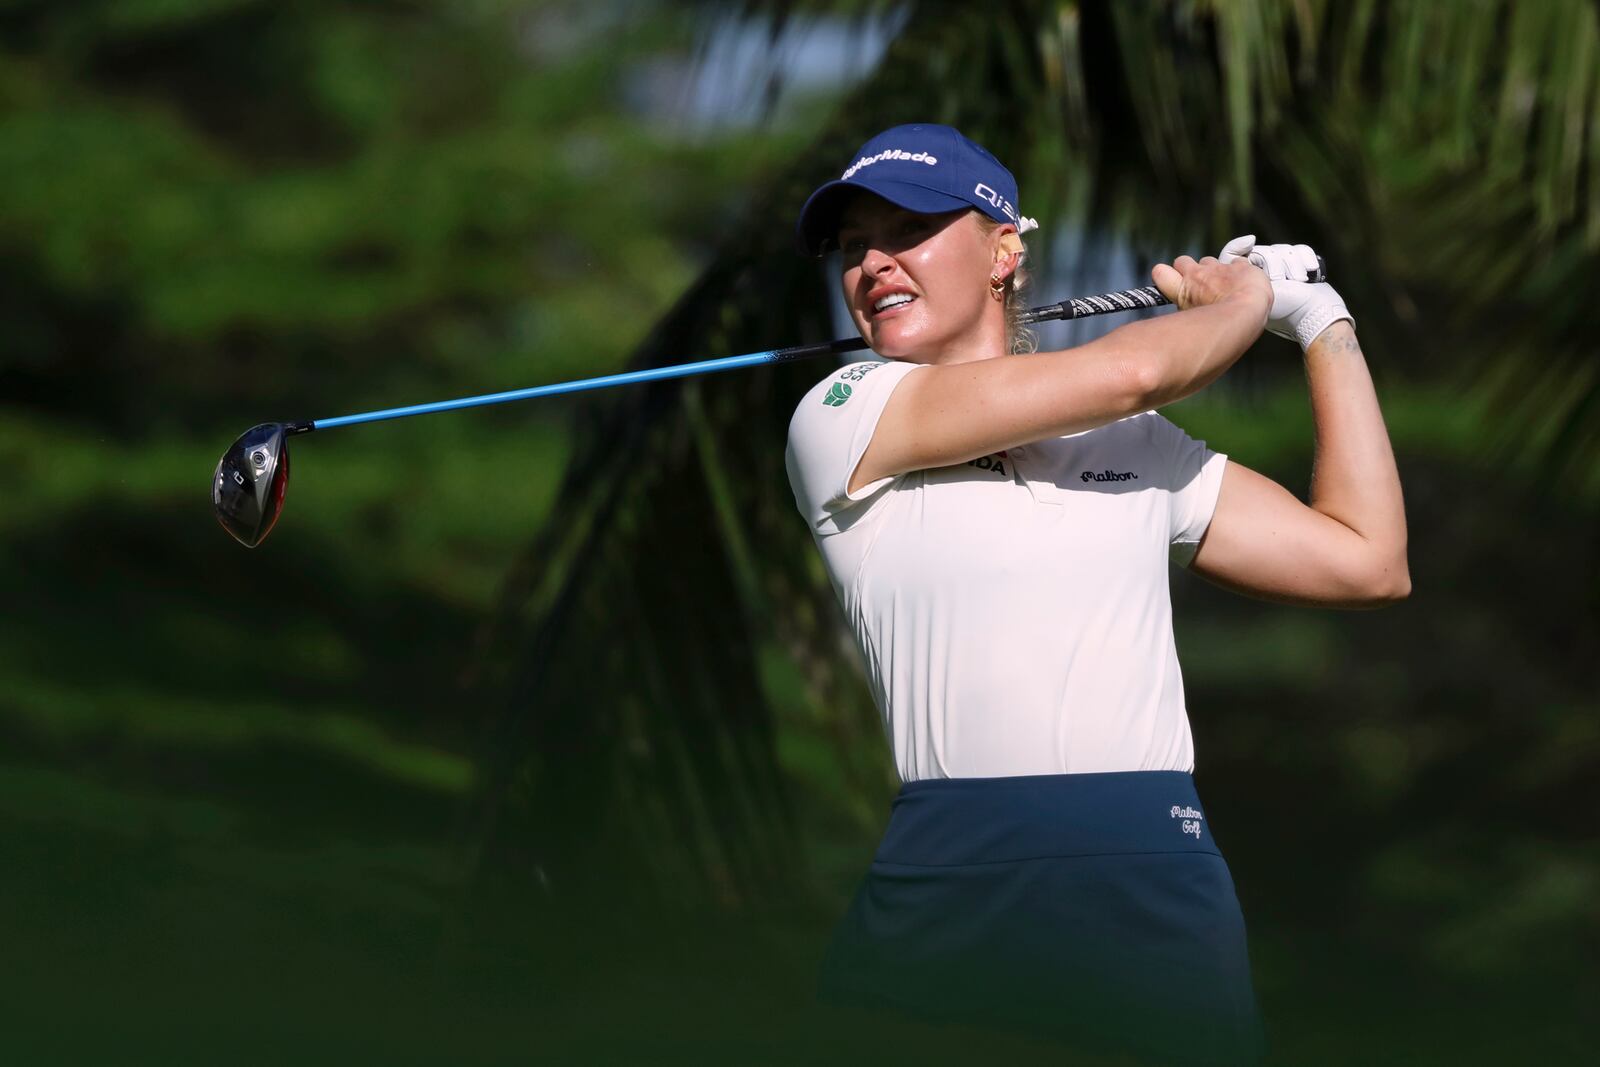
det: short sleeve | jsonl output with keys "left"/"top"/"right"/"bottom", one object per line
{"left": 1150, "top": 413, "right": 1229, "bottom": 567}
{"left": 785, "top": 358, "right": 923, "bottom": 535}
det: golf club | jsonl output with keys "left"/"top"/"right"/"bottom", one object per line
{"left": 210, "top": 282, "right": 1190, "bottom": 548}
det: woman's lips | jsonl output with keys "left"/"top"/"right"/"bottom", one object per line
{"left": 869, "top": 295, "right": 918, "bottom": 320}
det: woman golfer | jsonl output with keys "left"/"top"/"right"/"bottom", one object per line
{"left": 785, "top": 125, "right": 1408, "bottom": 1062}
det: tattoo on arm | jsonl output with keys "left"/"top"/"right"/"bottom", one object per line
{"left": 1309, "top": 326, "right": 1361, "bottom": 357}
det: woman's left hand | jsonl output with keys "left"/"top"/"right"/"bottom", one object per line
{"left": 1218, "top": 235, "right": 1353, "bottom": 350}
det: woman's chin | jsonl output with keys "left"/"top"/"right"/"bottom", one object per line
{"left": 867, "top": 318, "right": 930, "bottom": 360}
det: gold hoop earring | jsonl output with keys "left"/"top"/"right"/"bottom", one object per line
{"left": 989, "top": 272, "right": 1006, "bottom": 300}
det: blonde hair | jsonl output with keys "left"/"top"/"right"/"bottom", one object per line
{"left": 972, "top": 212, "right": 1037, "bottom": 355}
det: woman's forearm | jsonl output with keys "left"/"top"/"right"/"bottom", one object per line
{"left": 1084, "top": 292, "right": 1270, "bottom": 408}
{"left": 1302, "top": 321, "right": 1410, "bottom": 588}
{"left": 852, "top": 257, "right": 1269, "bottom": 491}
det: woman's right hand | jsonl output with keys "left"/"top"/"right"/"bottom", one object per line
{"left": 1151, "top": 254, "right": 1271, "bottom": 318}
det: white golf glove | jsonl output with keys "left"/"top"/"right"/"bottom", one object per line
{"left": 1220, "top": 235, "right": 1353, "bottom": 350}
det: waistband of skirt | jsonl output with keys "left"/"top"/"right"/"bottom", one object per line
{"left": 874, "top": 771, "right": 1220, "bottom": 867}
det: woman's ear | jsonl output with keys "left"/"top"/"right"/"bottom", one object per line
{"left": 993, "top": 230, "right": 1026, "bottom": 281}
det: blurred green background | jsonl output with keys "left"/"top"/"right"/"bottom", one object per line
{"left": 2, "top": 1, "right": 1596, "bottom": 1063}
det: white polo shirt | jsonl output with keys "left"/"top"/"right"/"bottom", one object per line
{"left": 785, "top": 358, "right": 1228, "bottom": 782}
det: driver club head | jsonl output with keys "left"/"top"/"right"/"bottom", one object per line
{"left": 213, "top": 423, "right": 291, "bottom": 548}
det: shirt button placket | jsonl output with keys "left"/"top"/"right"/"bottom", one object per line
{"left": 1017, "top": 444, "right": 1064, "bottom": 506}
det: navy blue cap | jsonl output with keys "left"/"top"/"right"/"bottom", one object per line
{"left": 795, "top": 124, "right": 1031, "bottom": 256}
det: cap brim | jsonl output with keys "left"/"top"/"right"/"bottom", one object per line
{"left": 795, "top": 179, "right": 974, "bottom": 256}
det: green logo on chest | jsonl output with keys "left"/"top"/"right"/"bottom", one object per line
{"left": 822, "top": 381, "right": 853, "bottom": 406}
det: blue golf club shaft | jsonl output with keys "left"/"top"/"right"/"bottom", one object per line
{"left": 293, "top": 285, "right": 1169, "bottom": 434}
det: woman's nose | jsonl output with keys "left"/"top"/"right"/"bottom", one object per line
{"left": 862, "top": 247, "right": 895, "bottom": 275}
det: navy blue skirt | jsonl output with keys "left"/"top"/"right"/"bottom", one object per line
{"left": 819, "top": 771, "right": 1262, "bottom": 1062}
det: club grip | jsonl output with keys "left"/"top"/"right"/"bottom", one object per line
{"left": 1017, "top": 285, "right": 1170, "bottom": 325}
